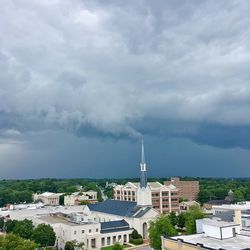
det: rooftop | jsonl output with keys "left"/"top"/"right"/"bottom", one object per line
{"left": 171, "top": 233, "right": 250, "bottom": 250}
{"left": 213, "top": 202, "right": 250, "bottom": 211}
{"left": 88, "top": 199, "right": 152, "bottom": 218}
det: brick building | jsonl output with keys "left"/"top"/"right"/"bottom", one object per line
{"left": 164, "top": 177, "right": 199, "bottom": 201}
{"left": 114, "top": 182, "right": 179, "bottom": 214}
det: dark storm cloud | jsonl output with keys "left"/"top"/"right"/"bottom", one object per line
{"left": 0, "top": 0, "right": 250, "bottom": 149}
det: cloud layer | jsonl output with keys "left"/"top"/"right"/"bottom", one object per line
{"left": 1, "top": 0, "right": 250, "bottom": 148}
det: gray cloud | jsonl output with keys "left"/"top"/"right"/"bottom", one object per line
{"left": 0, "top": 0, "right": 250, "bottom": 148}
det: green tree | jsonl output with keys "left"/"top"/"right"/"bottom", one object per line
{"left": 177, "top": 213, "right": 185, "bottom": 228}
{"left": 0, "top": 233, "right": 36, "bottom": 250}
{"left": 5, "top": 219, "right": 18, "bottom": 233}
{"left": 112, "top": 243, "right": 123, "bottom": 250}
{"left": 31, "top": 224, "right": 56, "bottom": 247}
{"left": 13, "top": 219, "right": 34, "bottom": 239}
{"left": 168, "top": 212, "right": 178, "bottom": 226}
{"left": 149, "top": 215, "right": 177, "bottom": 250}
{"left": 131, "top": 229, "right": 142, "bottom": 239}
{"left": 65, "top": 241, "right": 75, "bottom": 250}
{"left": 184, "top": 206, "right": 204, "bottom": 234}
{"left": 0, "top": 217, "right": 4, "bottom": 230}
{"left": 233, "top": 189, "right": 245, "bottom": 202}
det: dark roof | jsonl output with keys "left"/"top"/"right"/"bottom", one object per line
{"left": 101, "top": 219, "right": 131, "bottom": 233}
{"left": 88, "top": 199, "right": 152, "bottom": 218}
{"left": 212, "top": 211, "right": 234, "bottom": 222}
{"left": 204, "top": 200, "right": 231, "bottom": 205}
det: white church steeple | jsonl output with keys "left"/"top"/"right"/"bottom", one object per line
{"left": 137, "top": 138, "right": 152, "bottom": 206}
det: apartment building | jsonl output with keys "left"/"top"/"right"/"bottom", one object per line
{"left": 114, "top": 182, "right": 179, "bottom": 214}
{"left": 164, "top": 177, "right": 199, "bottom": 201}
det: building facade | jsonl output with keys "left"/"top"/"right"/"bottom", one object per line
{"left": 164, "top": 177, "right": 199, "bottom": 201}
{"left": 114, "top": 182, "right": 179, "bottom": 214}
{"left": 64, "top": 191, "right": 98, "bottom": 206}
{"left": 33, "top": 192, "right": 61, "bottom": 206}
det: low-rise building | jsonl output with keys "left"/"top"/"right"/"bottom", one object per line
{"left": 164, "top": 177, "right": 199, "bottom": 201}
{"left": 33, "top": 192, "right": 62, "bottom": 206}
{"left": 179, "top": 200, "right": 200, "bottom": 213}
{"left": 64, "top": 191, "right": 98, "bottom": 206}
{"left": 88, "top": 199, "right": 159, "bottom": 239}
{"left": 162, "top": 218, "right": 250, "bottom": 250}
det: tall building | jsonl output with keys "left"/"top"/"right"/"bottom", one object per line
{"left": 164, "top": 177, "right": 199, "bottom": 201}
{"left": 114, "top": 141, "right": 179, "bottom": 214}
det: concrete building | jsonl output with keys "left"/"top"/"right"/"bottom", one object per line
{"left": 114, "top": 141, "right": 179, "bottom": 214}
{"left": 87, "top": 199, "right": 159, "bottom": 240}
{"left": 33, "top": 192, "right": 62, "bottom": 206}
{"left": 212, "top": 201, "right": 250, "bottom": 231}
{"left": 64, "top": 191, "right": 98, "bottom": 206}
{"left": 162, "top": 218, "right": 250, "bottom": 250}
{"left": 164, "top": 177, "right": 199, "bottom": 201}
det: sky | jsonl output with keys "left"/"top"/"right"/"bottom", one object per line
{"left": 0, "top": 0, "right": 250, "bottom": 179}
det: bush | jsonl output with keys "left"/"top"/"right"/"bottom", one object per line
{"left": 129, "top": 238, "right": 143, "bottom": 245}
{"left": 131, "top": 229, "right": 142, "bottom": 239}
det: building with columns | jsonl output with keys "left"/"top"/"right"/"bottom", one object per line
{"left": 114, "top": 141, "right": 180, "bottom": 214}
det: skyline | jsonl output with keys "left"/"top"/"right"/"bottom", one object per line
{"left": 0, "top": 0, "right": 250, "bottom": 178}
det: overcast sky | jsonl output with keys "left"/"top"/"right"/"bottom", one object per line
{"left": 0, "top": 0, "right": 250, "bottom": 179}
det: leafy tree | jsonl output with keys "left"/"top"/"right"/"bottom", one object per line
{"left": 184, "top": 206, "right": 204, "bottom": 234}
{"left": 149, "top": 215, "right": 177, "bottom": 250}
{"left": 177, "top": 213, "right": 185, "bottom": 228}
{"left": 5, "top": 219, "right": 18, "bottom": 233}
{"left": 112, "top": 243, "right": 123, "bottom": 250}
{"left": 0, "top": 233, "right": 36, "bottom": 250}
{"left": 168, "top": 212, "right": 178, "bottom": 226}
{"left": 31, "top": 224, "right": 56, "bottom": 247}
{"left": 13, "top": 219, "right": 33, "bottom": 239}
{"left": 233, "top": 189, "right": 245, "bottom": 202}
{"left": 65, "top": 241, "right": 75, "bottom": 250}
{"left": 131, "top": 229, "right": 142, "bottom": 239}
{"left": 0, "top": 217, "right": 4, "bottom": 230}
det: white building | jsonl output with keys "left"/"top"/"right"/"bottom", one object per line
{"left": 162, "top": 218, "right": 250, "bottom": 250}
{"left": 212, "top": 201, "right": 250, "bottom": 230}
{"left": 33, "top": 192, "right": 62, "bottom": 206}
{"left": 64, "top": 191, "right": 98, "bottom": 206}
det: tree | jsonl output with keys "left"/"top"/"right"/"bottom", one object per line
{"left": 31, "top": 224, "right": 56, "bottom": 247}
{"left": 131, "top": 229, "right": 142, "bottom": 239}
{"left": 65, "top": 241, "right": 75, "bottom": 250}
{"left": 184, "top": 206, "right": 204, "bottom": 234}
{"left": 112, "top": 243, "right": 123, "bottom": 250}
{"left": 168, "top": 212, "right": 178, "bottom": 226}
{"left": 13, "top": 219, "right": 34, "bottom": 239}
{"left": 233, "top": 189, "right": 245, "bottom": 202}
{"left": 0, "top": 217, "right": 4, "bottom": 230}
{"left": 177, "top": 213, "right": 185, "bottom": 228}
{"left": 0, "top": 233, "right": 36, "bottom": 250}
{"left": 148, "top": 215, "right": 177, "bottom": 250}
{"left": 5, "top": 219, "right": 18, "bottom": 233}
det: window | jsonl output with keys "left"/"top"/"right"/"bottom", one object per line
{"left": 96, "top": 228, "right": 98, "bottom": 232}
{"left": 89, "top": 229, "right": 92, "bottom": 233}
{"left": 74, "top": 231, "right": 77, "bottom": 235}
{"left": 162, "top": 192, "right": 169, "bottom": 196}
{"left": 82, "top": 230, "right": 85, "bottom": 234}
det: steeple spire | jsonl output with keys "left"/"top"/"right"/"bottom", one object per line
{"left": 140, "top": 138, "right": 147, "bottom": 189}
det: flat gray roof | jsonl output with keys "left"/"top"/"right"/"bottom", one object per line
{"left": 173, "top": 234, "right": 250, "bottom": 250}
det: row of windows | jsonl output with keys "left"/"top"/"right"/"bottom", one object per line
{"left": 74, "top": 228, "right": 99, "bottom": 235}
{"left": 116, "top": 191, "right": 136, "bottom": 195}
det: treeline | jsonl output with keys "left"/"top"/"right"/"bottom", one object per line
{"left": 0, "top": 179, "right": 104, "bottom": 207}
{"left": 1, "top": 177, "right": 250, "bottom": 207}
